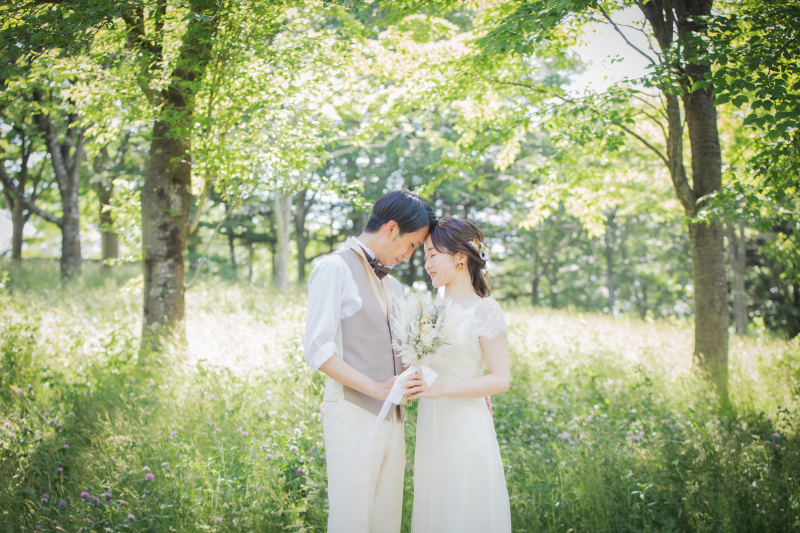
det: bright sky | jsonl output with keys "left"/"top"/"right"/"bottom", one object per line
{"left": 0, "top": 8, "right": 654, "bottom": 256}
{"left": 570, "top": 7, "right": 653, "bottom": 93}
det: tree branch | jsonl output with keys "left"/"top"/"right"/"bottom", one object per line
{"left": 185, "top": 202, "right": 237, "bottom": 290}
{"left": 327, "top": 128, "right": 405, "bottom": 159}
{"left": 0, "top": 165, "right": 62, "bottom": 227}
{"left": 613, "top": 122, "right": 670, "bottom": 168}
{"left": 598, "top": 5, "right": 658, "bottom": 66}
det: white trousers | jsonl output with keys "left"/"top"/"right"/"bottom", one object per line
{"left": 323, "top": 379, "right": 406, "bottom": 533}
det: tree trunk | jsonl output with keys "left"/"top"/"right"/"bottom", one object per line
{"left": 604, "top": 210, "right": 617, "bottom": 314}
{"left": 726, "top": 219, "right": 747, "bottom": 335}
{"left": 97, "top": 180, "right": 118, "bottom": 266}
{"left": 60, "top": 181, "right": 82, "bottom": 278}
{"left": 294, "top": 188, "right": 310, "bottom": 285}
{"left": 228, "top": 232, "right": 238, "bottom": 281}
{"left": 10, "top": 199, "right": 25, "bottom": 261}
{"left": 273, "top": 190, "right": 292, "bottom": 291}
{"left": 141, "top": 120, "right": 192, "bottom": 347}
{"left": 684, "top": 78, "right": 729, "bottom": 403}
{"left": 531, "top": 274, "right": 540, "bottom": 307}
{"left": 247, "top": 242, "right": 255, "bottom": 283}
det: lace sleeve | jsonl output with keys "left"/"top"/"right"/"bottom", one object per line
{"left": 475, "top": 298, "right": 507, "bottom": 340}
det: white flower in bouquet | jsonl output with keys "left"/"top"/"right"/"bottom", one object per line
{"left": 393, "top": 291, "right": 448, "bottom": 368}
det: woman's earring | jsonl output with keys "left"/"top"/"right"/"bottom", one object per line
{"left": 456, "top": 263, "right": 464, "bottom": 271}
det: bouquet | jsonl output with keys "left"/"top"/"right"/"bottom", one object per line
{"left": 396, "top": 291, "right": 449, "bottom": 368}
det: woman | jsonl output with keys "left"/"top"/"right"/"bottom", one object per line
{"left": 403, "top": 217, "right": 512, "bottom": 533}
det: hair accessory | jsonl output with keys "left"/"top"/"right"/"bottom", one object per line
{"left": 467, "top": 238, "right": 489, "bottom": 262}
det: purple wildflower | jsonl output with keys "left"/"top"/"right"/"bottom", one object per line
{"left": 58, "top": 500, "right": 67, "bottom": 508}
{"left": 773, "top": 433, "right": 781, "bottom": 439}
{"left": 214, "top": 517, "right": 223, "bottom": 524}
{"left": 266, "top": 453, "right": 273, "bottom": 459}
{"left": 557, "top": 432, "right": 571, "bottom": 440}
{"left": 119, "top": 500, "right": 126, "bottom": 505}
{"left": 42, "top": 493, "right": 49, "bottom": 499}
{"left": 24, "top": 426, "right": 30, "bottom": 431}
{"left": 288, "top": 445, "right": 298, "bottom": 452}
{"left": 295, "top": 467, "right": 304, "bottom": 476}
{"left": 44, "top": 412, "right": 50, "bottom": 417}
{"left": 546, "top": 417, "right": 553, "bottom": 423}
{"left": 143, "top": 465, "right": 150, "bottom": 471}
{"left": 80, "top": 492, "right": 90, "bottom": 499}
{"left": 104, "top": 492, "right": 112, "bottom": 501}
{"left": 294, "top": 428, "right": 301, "bottom": 435}
{"left": 767, "top": 416, "right": 773, "bottom": 423}
{"left": 57, "top": 467, "right": 63, "bottom": 473}
{"left": 310, "top": 445, "right": 316, "bottom": 452}
{"left": 145, "top": 473, "right": 155, "bottom": 482}
{"left": 320, "top": 455, "right": 325, "bottom": 460}
{"left": 91, "top": 496, "right": 100, "bottom": 505}
{"left": 241, "top": 431, "right": 248, "bottom": 437}
{"left": 127, "top": 513, "right": 136, "bottom": 520}
{"left": 405, "top": 460, "right": 411, "bottom": 468}
{"left": 63, "top": 444, "right": 69, "bottom": 449}
{"left": 88, "top": 485, "right": 93, "bottom": 491}
{"left": 141, "top": 493, "right": 146, "bottom": 499}
{"left": 41, "top": 498, "right": 48, "bottom": 504}
{"left": 540, "top": 434, "right": 548, "bottom": 439}
{"left": 170, "top": 430, "right": 177, "bottom": 436}
{"left": 210, "top": 422, "right": 216, "bottom": 427}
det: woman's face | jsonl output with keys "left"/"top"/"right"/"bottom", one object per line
{"left": 424, "top": 235, "right": 460, "bottom": 288}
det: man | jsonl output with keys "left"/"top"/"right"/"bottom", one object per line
{"left": 304, "top": 190, "right": 436, "bottom": 533}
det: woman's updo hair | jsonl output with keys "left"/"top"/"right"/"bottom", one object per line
{"left": 430, "top": 217, "right": 490, "bottom": 297}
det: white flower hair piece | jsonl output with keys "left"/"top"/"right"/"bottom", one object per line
{"left": 467, "top": 238, "right": 490, "bottom": 263}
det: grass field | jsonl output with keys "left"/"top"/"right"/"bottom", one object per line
{"left": 1, "top": 260, "right": 798, "bottom": 532}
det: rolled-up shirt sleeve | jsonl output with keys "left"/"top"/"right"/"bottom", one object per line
{"left": 305, "top": 260, "right": 346, "bottom": 371}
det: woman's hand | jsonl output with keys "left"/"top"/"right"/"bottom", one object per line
{"left": 403, "top": 373, "right": 444, "bottom": 400}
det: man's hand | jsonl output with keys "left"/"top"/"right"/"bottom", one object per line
{"left": 371, "top": 375, "right": 398, "bottom": 401}
{"left": 485, "top": 396, "right": 494, "bottom": 416}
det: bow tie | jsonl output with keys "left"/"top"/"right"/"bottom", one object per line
{"left": 367, "top": 255, "right": 390, "bottom": 280}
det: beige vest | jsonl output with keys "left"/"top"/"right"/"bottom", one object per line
{"left": 335, "top": 247, "right": 402, "bottom": 422}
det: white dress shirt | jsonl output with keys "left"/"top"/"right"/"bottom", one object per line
{"left": 304, "top": 237, "right": 403, "bottom": 371}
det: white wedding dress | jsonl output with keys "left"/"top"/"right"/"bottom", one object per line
{"left": 411, "top": 297, "right": 512, "bottom": 533}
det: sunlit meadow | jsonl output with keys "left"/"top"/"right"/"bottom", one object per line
{"left": 1, "top": 261, "right": 797, "bottom": 532}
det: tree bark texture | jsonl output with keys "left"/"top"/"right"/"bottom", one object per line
{"left": 637, "top": 0, "right": 729, "bottom": 403}
{"left": 604, "top": 210, "right": 617, "bottom": 314}
{"left": 97, "top": 179, "right": 119, "bottom": 265}
{"left": 294, "top": 187, "right": 313, "bottom": 285}
{"left": 32, "top": 93, "right": 85, "bottom": 280}
{"left": 129, "top": 0, "right": 219, "bottom": 349}
{"left": 273, "top": 190, "right": 292, "bottom": 291}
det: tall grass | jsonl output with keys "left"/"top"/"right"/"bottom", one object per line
{"left": 1, "top": 260, "right": 797, "bottom": 532}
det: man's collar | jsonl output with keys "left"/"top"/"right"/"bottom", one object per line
{"left": 350, "top": 236, "right": 375, "bottom": 260}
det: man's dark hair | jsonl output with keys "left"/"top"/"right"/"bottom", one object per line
{"left": 364, "top": 190, "right": 436, "bottom": 235}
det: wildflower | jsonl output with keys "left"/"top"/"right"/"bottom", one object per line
{"left": 145, "top": 473, "right": 155, "bottom": 482}
{"left": 91, "top": 496, "right": 100, "bottom": 505}
{"left": 2, "top": 423, "right": 8, "bottom": 428}
{"left": 63, "top": 444, "right": 69, "bottom": 449}
{"left": 241, "top": 431, "right": 248, "bottom": 437}
{"left": 767, "top": 416, "right": 773, "bottom": 423}
{"left": 534, "top": 443, "right": 541, "bottom": 448}
{"left": 210, "top": 422, "right": 216, "bottom": 427}
{"left": 104, "top": 492, "right": 112, "bottom": 501}
{"left": 41, "top": 498, "right": 48, "bottom": 504}
{"left": 546, "top": 417, "right": 553, "bottom": 423}
{"left": 35, "top": 526, "right": 41, "bottom": 531}
{"left": 141, "top": 493, "right": 146, "bottom": 499}
{"left": 295, "top": 467, "right": 304, "bottom": 476}
{"left": 214, "top": 517, "right": 223, "bottom": 524}
{"left": 42, "top": 493, "right": 48, "bottom": 500}
{"left": 294, "top": 428, "right": 301, "bottom": 435}
{"left": 288, "top": 445, "right": 298, "bottom": 452}
{"left": 44, "top": 412, "right": 50, "bottom": 417}
{"left": 773, "top": 433, "right": 781, "bottom": 439}
{"left": 24, "top": 426, "right": 30, "bottom": 431}
{"left": 143, "top": 465, "right": 150, "bottom": 471}
{"left": 500, "top": 439, "right": 507, "bottom": 444}
{"left": 170, "top": 430, "right": 177, "bottom": 436}
{"left": 266, "top": 454, "right": 273, "bottom": 459}
{"left": 209, "top": 394, "right": 216, "bottom": 400}
{"left": 57, "top": 467, "right": 63, "bottom": 473}
{"left": 320, "top": 455, "right": 325, "bottom": 460}
{"left": 51, "top": 521, "right": 58, "bottom": 528}
{"left": 80, "top": 492, "right": 90, "bottom": 499}
{"left": 119, "top": 500, "right": 126, "bottom": 505}
{"left": 540, "top": 434, "right": 548, "bottom": 439}
{"left": 310, "top": 446, "right": 316, "bottom": 452}
{"left": 89, "top": 485, "right": 93, "bottom": 491}
{"left": 308, "top": 456, "right": 315, "bottom": 461}
{"left": 58, "top": 500, "right": 67, "bottom": 508}
{"left": 405, "top": 460, "right": 411, "bottom": 468}
{"left": 687, "top": 405, "right": 693, "bottom": 411}
{"left": 127, "top": 514, "right": 136, "bottom": 520}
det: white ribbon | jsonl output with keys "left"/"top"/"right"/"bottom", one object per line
{"left": 358, "top": 365, "right": 438, "bottom": 457}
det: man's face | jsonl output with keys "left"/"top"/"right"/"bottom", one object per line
{"left": 376, "top": 221, "right": 428, "bottom": 267}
